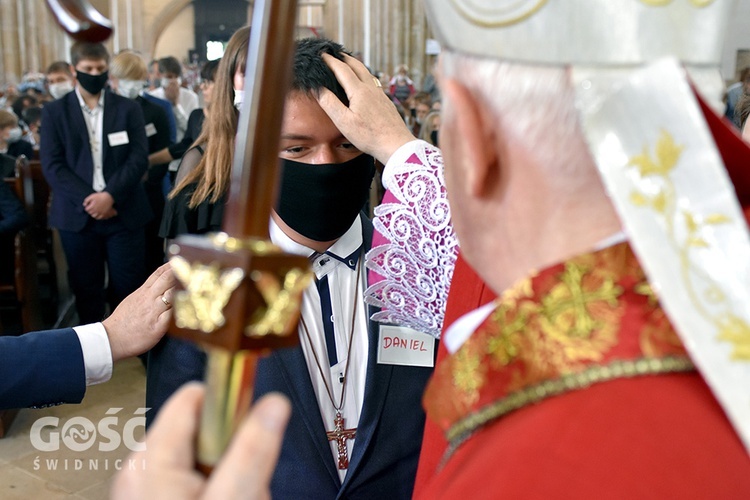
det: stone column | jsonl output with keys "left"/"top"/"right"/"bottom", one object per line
{"left": 24, "top": 0, "right": 41, "bottom": 74}
{"left": 410, "top": 0, "right": 427, "bottom": 89}
{"left": 321, "top": 0, "right": 343, "bottom": 45}
{"left": 1, "top": 0, "right": 20, "bottom": 86}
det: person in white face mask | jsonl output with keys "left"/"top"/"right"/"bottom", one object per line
{"left": 45, "top": 61, "right": 76, "bottom": 100}
{"left": 110, "top": 51, "right": 173, "bottom": 276}
{"left": 0, "top": 109, "right": 33, "bottom": 162}
{"left": 147, "top": 56, "right": 199, "bottom": 144}
{"left": 147, "top": 59, "right": 220, "bottom": 185}
{"left": 147, "top": 56, "right": 199, "bottom": 183}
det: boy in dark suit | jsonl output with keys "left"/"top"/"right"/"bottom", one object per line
{"left": 40, "top": 42, "right": 152, "bottom": 324}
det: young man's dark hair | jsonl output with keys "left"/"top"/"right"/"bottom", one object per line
{"left": 200, "top": 59, "right": 220, "bottom": 82}
{"left": 158, "top": 56, "right": 182, "bottom": 77}
{"left": 292, "top": 38, "right": 350, "bottom": 106}
{"left": 70, "top": 42, "right": 110, "bottom": 67}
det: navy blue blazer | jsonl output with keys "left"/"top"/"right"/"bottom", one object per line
{"left": 141, "top": 92, "right": 177, "bottom": 144}
{"left": 254, "top": 306, "right": 433, "bottom": 499}
{"left": 0, "top": 329, "right": 85, "bottom": 410}
{"left": 40, "top": 89, "right": 152, "bottom": 232}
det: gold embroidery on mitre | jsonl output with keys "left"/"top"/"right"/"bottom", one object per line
{"left": 448, "top": 0, "right": 548, "bottom": 28}
{"left": 627, "top": 130, "right": 750, "bottom": 361}
{"left": 639, "top": 0, "right": 716, "bottom": 7}
{"left": 449, "top": 0, "right": 716, "bottom": 30}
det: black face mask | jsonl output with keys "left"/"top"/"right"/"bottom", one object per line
{"left": 276, "top": 154, "right": 376, "bottom": 242}
{"left": 76, "top": 70, "right": 109, "bottom": 95}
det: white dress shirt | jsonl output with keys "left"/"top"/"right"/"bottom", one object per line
{"left": 148, "top": 86, "right": 199, "bottom": 142}
{"left": 148, "top": 86, "right": 199, "bottom": 174}
{"left": 270, "top": 215, "right": 369, "bottom": 482}
{"left": 75, "top": 88, "right": 106, "bottom": 191}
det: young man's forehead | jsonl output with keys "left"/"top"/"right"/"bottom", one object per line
{"left": 76, "top": 58, "right": 108, "bottom": 70}
{"left": 282, "top": 91, "right": 346, "bottom": 139}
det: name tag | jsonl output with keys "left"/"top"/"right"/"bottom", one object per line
{"left": 108, "top": 131, "right": 129, "bottom": 146}
{"left": 377, "top": 326, "right": 435, "bottom": 368}
{"left": 145, "top": 123, "right": 157, "bottom": 137}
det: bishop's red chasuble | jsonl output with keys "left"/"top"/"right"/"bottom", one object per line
{"left": 412, "top": 254, "right": 495, "bottom": 496}
{"left": 418, "top": 242, "right": 750, "bottom": 499}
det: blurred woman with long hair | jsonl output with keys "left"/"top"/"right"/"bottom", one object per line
{"left": 147, "top": 26, "right": 250, "bottom": 423}
{"left": 159, "top": 26, "right": 249, "bottom": 238}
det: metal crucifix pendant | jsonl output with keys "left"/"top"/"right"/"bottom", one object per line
{"left": 326, "top": 411, "right": 357, "bottom": 470}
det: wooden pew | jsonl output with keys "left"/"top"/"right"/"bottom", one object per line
{"left": 25, "top": 159, "right": 58, "bottom": 311}
{"left": 0, "top": 156, "right": 43, "bottom": 333}
{"left": 0, "top": 156, "right": 43, "bottom": 438}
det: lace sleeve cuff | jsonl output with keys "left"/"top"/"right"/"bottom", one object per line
{"left": 365, "top": 140, "right": 458, "bottom": 338}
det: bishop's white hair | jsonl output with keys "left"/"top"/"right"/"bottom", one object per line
{"left": 440, "top": 50, "right": 593, "bottom": 181}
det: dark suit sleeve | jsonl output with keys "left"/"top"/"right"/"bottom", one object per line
{"left": 168, "top": 109, "right": 203, "bottom": 160}
{"left": 161, "top": 101, "right": 177, "bottom": 144}
{"left": 0, "top": 329, "right": 86, "bottom": 410}
{"left": 40, "top": 103, "right": 95, "bottom": 207}
{"left": 104, "top": 98, "right": 149, "bottom": 204}
{"left": 0, "top": 181, "right": 29, "bottom": 235}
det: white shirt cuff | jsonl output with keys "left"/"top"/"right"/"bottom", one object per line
{"left": 73, "top": 323, "right": 113, "bottom": 386}
{"left": 382, "top": 139, "right": 430, "bottom": 191}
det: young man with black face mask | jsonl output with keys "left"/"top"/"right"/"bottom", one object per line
{"left": 40, "top": 42, "right": 152, "bottom": 325}
{"left": 146, "top": 37, "right": 432, "bottom": 499}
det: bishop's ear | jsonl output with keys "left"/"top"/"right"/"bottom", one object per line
{"left": 440, "top": 78, "right": 499, "bottom": 198}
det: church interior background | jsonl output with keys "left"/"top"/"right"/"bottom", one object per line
{"left": 1, "top": 0, "right": 442, "bottom": 92}
{"left": 2, "top": 0, "right": 750, "bottom": 91}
